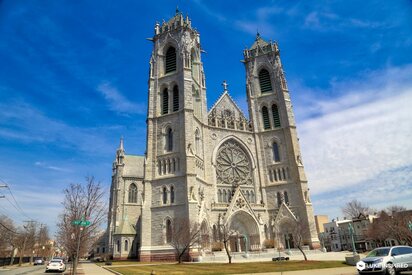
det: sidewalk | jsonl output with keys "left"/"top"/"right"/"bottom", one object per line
{"left": 79, "top": 261, "right": 114, "bottom": 275}
{"left": 237, "top": 266, "right": 357, "bottom": 275}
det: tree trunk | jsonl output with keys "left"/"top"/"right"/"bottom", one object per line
{"left": 297, "top": 246, "right": 307, "bottom": 261}
{"left": 223, "top": 241, "right": 232, "bottom": 264}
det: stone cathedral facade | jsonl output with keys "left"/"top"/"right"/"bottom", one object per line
{"left": 106, "top": 11, "right": 319, "bottom": 261}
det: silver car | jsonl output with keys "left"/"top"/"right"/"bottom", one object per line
{"left": 45, "top": 259, "right": 66, "bottom": 273}
{"left": 357, "top": 246, "right": 412, "bottom": 275}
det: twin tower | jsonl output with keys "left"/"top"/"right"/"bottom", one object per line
{"left": 107, "top": 11, "right": 319, "bottom": 261}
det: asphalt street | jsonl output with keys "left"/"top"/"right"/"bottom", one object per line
{"left": 0, "top": 263, "right": 72, "bottom": 275}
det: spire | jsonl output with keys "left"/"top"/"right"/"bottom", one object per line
{"left": 119, "top": 136, "right": 124, "bottom": 151}
{"left": 175, "top": 5, "right": 179, "bottom": 15}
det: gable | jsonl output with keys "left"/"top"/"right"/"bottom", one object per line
{"left": 208, "top": 92, "right": 248, "bottom": 121}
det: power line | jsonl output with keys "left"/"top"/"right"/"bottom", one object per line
{"left": 0, "top": 178, "right": 31, "bottom": 220}
{"left": 0, "top": 220, "right": 19, "bottom": 235}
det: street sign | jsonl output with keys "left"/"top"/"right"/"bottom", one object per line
{"left": 72, "top": 220, "right": 91, "bottom": 227}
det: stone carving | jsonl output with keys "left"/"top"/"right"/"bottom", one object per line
{"left": 216, "top": 140, "right": 252, "bottom": 186}
{"left": 235, "top": 197, "right": 246, "bottom": 208}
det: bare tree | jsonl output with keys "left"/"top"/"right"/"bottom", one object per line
{"left": 0, "top": 215, "right": 16, "bottom": 258}
{"left": 56, "top": 176, "right": 107, "bottom": 273}
{"left": 342, "top": 199, "right": 370, "bottom": 219}
{"left": 367, "top": 207, "right": 412, "bottom": 246}
{"left": 290, "top": 219, "right": 309, "bottom": 261}
{"left": 169, "top": 218, "right": 200, "bottom": 264}
{"left": 217, "top": 222, "right": 237, "bottom": 264}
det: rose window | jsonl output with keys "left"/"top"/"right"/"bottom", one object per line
{"left": 216, "top": 140, "right": 252, "bottom": 185}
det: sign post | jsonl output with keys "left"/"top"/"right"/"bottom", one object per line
{"left": 71, "top": 218, "right": 91, "bottom": 275}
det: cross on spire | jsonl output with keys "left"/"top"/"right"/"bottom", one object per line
{"left": 222, "top": 80, "right": 229, "bottom": 92}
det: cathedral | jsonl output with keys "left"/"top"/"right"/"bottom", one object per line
{"left": 106, "top": 11, "right": 319, "bottom": 261}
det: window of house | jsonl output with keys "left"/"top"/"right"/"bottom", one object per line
{"left": 162, "top": 88, "right": 169, "bottom": 115}
{"left": 170, "top": 186, "right": 175, "bottom": 204}
{"left": 166, "top": 219, "right": 172, "bottom": 243}
{"left": 273, "top": 142, "right": 280, "bottom": 162}
{"left": 272, "top": 104, "right": 281, "bottom": 128}
{"left": 165, "top": 47, "right": 177, "bottom": 73}
{"left": 128, "top": 183, "right": 137, "bottom": 203}
{"left": 162, "top": 187, "right": 167, "bottom": 204}
{"left": 172, "top": 85, "right": 179, "bottom": 112}
{"left": 167, "top": 128, "right": 173, "bottom": 151}
{"left": 262, "top": 106, "right": 270, "bottom": 129}
{"left": 259, "top": 69, "right": 272, "bottom": 93}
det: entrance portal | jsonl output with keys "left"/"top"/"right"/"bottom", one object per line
{"left": 227, "top": 211, "right": 260, "bottom": 251}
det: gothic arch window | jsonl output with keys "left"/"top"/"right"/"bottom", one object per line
{"left": 218, "top": 189, "right": 222, "bottom": 202}
{"left": 273, "top": 142, "right": 280, "bottom": 162}
{"left": 284, "top": 191, "right": 289, "bottom": 205}
{"left": 165, "top": 46, "right": 177, "bottom": 74}
{"left": 162, "top": 186, "right": 167, "bottom": 204}
{"left": 246, "top": 190, "right": 250, "bottom": 201}
{"left": 128, "top": 183, "right": 137, "bottom": 203}
{"left": 251, "top": 191, "right": 255, "bottom": 203}
{"left": 172, "top": 85, "right": 179, "bottom": 112}
{"left": 124, "top": 240, "right": 129, "bottom": 251}
{"left": 166, "top": 219, "right": 172, "bottom": 243}
{"left": 162, "top": 88, "right": 169, "bottom": 115}
{"left": 227, "top": 189, "right": 231, "bottom": 202}
{"left": 166, "top": 128, "right": 173, "bottom": 152}
{"left": 277, "top": 192, "right": 282, "bottom": 207}
{"left": 170, "top": 186, "right": 175, "bottom": 204}
{"left": 223, "top": 190, "right": 227, "bottom": 203}
{"left": 262, "top": 106, "right": 271, "bottom": 130}
{"left": 117, "top": 240, "right": 121, "bottom": 253}
{"left": 259, "top": 68, "right": 272, "bottom": 93}
{"left": 215, "top": 139, "right": 253, "bottom": 186}
{"left": 272, "top": 104, "right": 281, "bottom": 128}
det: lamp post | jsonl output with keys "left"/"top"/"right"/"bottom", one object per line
{"left": 285, "top": 234, "right": 291, "bottom": 255}
{"left": 348, "top": 223, "right": 357, "bottom": 256}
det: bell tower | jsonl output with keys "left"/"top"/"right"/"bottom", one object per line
{"left": 140, "top": 10, "right": 208, "bottom": 261}
{"left": 243, "top": 34, "right": 319, "bottom": 248}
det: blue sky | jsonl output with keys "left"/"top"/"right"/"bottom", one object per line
{"left": 0, "top": 0, "right": 411, "bottom": 233}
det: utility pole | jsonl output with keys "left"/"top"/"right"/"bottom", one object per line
{"left": 20, "top": 220, "right": 37, "bottom": 266}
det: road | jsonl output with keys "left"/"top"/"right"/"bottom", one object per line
{"left": 0, "top": 263, "right": 72, "bottom": 275}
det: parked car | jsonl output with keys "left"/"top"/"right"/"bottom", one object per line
{"left": 45, "top": 259, "right": 66, "bottom": 273}
{"left": 356, "top": 246, "right": 412, "bottom": 275}
{"left": 33, "top": 257, "right": 44, "bottom": 265}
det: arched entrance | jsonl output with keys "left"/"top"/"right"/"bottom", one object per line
{"left": 227, "top": 211, "right": 260, "bottom": 252}
{"left": 277, "top": 219, "right": 296, "bottom": 250}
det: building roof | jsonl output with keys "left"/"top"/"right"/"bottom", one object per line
{"left": 249, "top": 33, "right": 269, "bottom": 50}
{"left": 123, "top": 155, "right": 144, "bottom": 178}
{"left": 208, "top": 91, "right": 248, "bottom": 120}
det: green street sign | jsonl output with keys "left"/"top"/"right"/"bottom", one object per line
{"left": 72, "top": 220, "right": 91, "bottom": 227}
{"left": 80, "top": 221, "right": 91, "bottom": 226}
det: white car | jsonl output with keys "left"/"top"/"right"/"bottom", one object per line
{"left": 45, "top": 259, "right": 66, "bottom": 273}
{"left": 357, "top": 246, "right": 412, "bottom": 275}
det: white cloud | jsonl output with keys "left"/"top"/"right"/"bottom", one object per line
{"left": 97, "top": 81, "right": 146, "bottom": 115}
{"left": 295, "top": 65, "right": 412, "bottom": 200}
{"left": 34, "top": 161, "right": 71, "bottom": 172}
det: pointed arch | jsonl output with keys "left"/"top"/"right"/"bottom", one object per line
{"left": 166, "top": 128, "right": 173, "bottom": 152}
{"left": 165, "top": 219, "right": 172, "bottom": 243}
{"left": 124, "top": 239, "right": 129, "bottom": 251}
{"left": 128, "top": 183, "right": 138, "bottom": 203}
{"left": 273, "top": 142, "right": 280, "bottom": 162}
{"left": 162, "top": 88, "right": 169, "bottom": 115}
{"left": 277, "top": 192, "right": 282, "bottom": 207}
{"left": 284, "top": 191, "right": 289, "bottom": 205}
{"left": 259, "top": 68, "right": 272, "bottom": 93}
{"left": 165, "top": 46, "right": 177, "bottom": 73}
{"left": 172, "top": 85, "right": 179, "bottom": 112}
{"left": 262, "top": 106, "right": 270, "bottom": 129}
{"left": 162, "top": 186, "right": 168, "bottom": 204}
{"left": 272, "top": 104, "right": 281, "bottom": 128}
{"left": 170, "top": 185, "right": 175, "bottom": 204}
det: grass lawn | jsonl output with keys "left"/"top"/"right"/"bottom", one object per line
{"left": 107, "top": 260, "right": 348, "bottom": 275}
{"left": 96, "top": 261, "right": 174, "bottom": 266}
